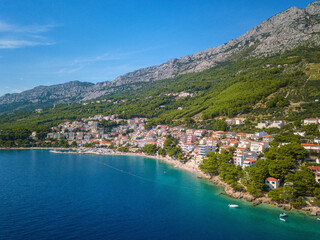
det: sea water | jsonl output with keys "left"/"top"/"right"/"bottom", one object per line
{"left": 0, "top": 150, "right": 319, "bottom": 240}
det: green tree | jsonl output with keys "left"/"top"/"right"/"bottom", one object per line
{"left": 199, "top": 152, "right": 220, "bottom": 176}
{"left": 246, "top": 160, "right": 269, "bottom": 197}
{"left": 268, "top": 186, "right": 297, "bottom": 203}
{"left": 158, "top": 147, "right": 166, "bottom": 157}
{"left": 142, "top": 144, "right": 158, "bottom": 154}
{"left": 285, "top": 167, "right": 317, "bottom": 196}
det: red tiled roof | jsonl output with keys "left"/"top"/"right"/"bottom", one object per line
{"left": 301, "top": 143, "right": 320, "bottom": 146}
{"left": 245, "top": 158, "right": 257, "bottom": 162}
{"left": 264, "top": 135, "right": 273, "bottom": 138}
{"left": 266, "top": 177, "right": 279, "bottom": 182}
{"left": 308, "top": 166, "right": 320, "bottom": 172}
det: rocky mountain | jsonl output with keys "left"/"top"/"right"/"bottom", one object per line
{"left": 1, "top": 1, "right": 320, "bottom": 113}
{"left": 111, "top": 1, "right": 320, "bottom": 86}
{"left": 0, "top": 81, "right": 94, "bottom": 113}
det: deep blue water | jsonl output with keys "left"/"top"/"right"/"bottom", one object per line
{"left": 0, "top": 150, "right": 320, "bottom": 240}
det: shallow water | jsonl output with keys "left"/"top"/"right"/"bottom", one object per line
{"left": 0, "top": 150, "right": 319, "bottom": 240}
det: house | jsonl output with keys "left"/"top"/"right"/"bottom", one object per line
{"left": 206, "top": 138, "right": 218, "bottom": 146}
{"left": 250, "top": 141, "right": 269, "bottom": 153}
{"left": 314, "top": 138, "right": 320, "bottom": 144}
{"left": 236, "top": 133, "right": 247, "bottom": 140}
{"left": 270, "top": 120, "right": 285, "bottom": 128}
{"left": 194, "top": 129, "right": 207, "bottom": 137}
{"left": 304, "top": 118, "right": 319, "bottom": 125}
{"left": 186, "top": 129, "right": 195, "bottom": 135}
{"left": 263, "top": 135, "right": 274, "bottom": 142}
{"left": 294, "top": 131, "right": 306, "bottom": 137}
{"left": 181, "top": 143, "right": 195, "bottom": 153}
{"left": 225, "top": 132, "right": 237, "bottom": 139}
{"left": 186, "top": 134, "right": 197, "bottom": 144}
{"left": 214, "top": 131, "right": 225, "bottom": 139}
{"left": 242, "top": 158, "right": 258, "bottom": 168}
{"left": 235, "top": 119, "right": 244, "bottom": 125}
{"left": 236, "top": 147, "right": 246, "bottom": 155}
{"left": 307, "top": 166, "right": 320, "bottom": 183}
{"left": 198, "top": 145, "right": 216, "bottom": 156}
{"left": 255, "top": 131, "right": 268, "bottom": 139}
{"left": 257, "top": 121, "right": 271, "bottom": 129}
{"left": 35, "top": 108, "right": 43, "bottom": 113}
{"left": 229, "top": 140, "right": 238, "bottom": 147}
{"left": 225, "top": 118, "right": 235, "bottom": 125}
{"left": 235, "top": 153, "right": 247, "bottom": 167}
{"left": 301, "top": 143, "right": 320, "bottom": 152}
{"left": 220, "top": 145, "right": 231, "bottom": 152}
{"left": 265, "top": 177, "right": 280, "bottom": 189}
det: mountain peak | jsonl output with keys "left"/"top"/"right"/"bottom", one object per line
{"left": 305, "top": 1, "right": 320, "bottom": 15}
{"left": 1, "top": 2, "right": 320, "bottom": 114}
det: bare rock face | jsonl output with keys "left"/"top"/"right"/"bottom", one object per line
{"left": 1, "top": 1, "right": 320, "bottom": 112}
{"left": 0, "top": 81, "right": 94, "bottom": 105}
{"left": 110, "top": 1, "right": 320, "bottom": 86}
{"left": 305, "top": 1, "right": 320, "bottom": 15}
{"left": 224, "top": 186, "right": 256, "bottom": 202}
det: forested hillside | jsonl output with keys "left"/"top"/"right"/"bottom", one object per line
{"left": 0, "top": 46, "right": 319, "bottom": 134}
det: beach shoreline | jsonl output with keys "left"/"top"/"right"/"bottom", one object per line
{"left": 2, "top": 147, "right": 320, "bottom": 217}
{"left": 49, "top": 148, "right": 208, "bottom": 178}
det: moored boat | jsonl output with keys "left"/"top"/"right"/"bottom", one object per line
{"left": 280, "top": 218, "right": 286, "bottom": 222}
{"left": 228, "top": 204, "right": 239, "bottom": 208}
{"left": 280, "top": 213, "right": 287, "bottom": 218}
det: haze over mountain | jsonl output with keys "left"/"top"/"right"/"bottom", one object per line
{"left": 1, "top": 1, "right": 320, "bottom": 113}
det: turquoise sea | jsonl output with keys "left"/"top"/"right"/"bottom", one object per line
{"left": 0, "top": 150, "right": 319, "bottom": 240}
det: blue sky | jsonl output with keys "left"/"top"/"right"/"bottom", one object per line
{"left": 0, "top": 0, "right": 314, "bottom": 96}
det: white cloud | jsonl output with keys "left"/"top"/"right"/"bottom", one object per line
{"left": 0, "top": 21, "right": 58, "bottom": 33}
{"left": 0, "top": 20, "right": 58, "bottom": 49}
{"left": 0, "top": 39, "right": 55, "bottom": 49}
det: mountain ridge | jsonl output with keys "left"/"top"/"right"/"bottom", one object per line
{"left": 1, "top": 1, "right": 320, "bottom": 113}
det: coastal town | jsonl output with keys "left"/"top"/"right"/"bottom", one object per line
{"left": 42, "top": 115, "right": 320, "bottom": 193}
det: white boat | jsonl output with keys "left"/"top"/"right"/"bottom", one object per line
{"left": 280, "top": 218, "right": 286, "bottom": 222}
{"left": 228, "top": 204, "right": 239, "bottom": 208}
{"left": 280, "top": 213, "right": 287, "bottom": 218}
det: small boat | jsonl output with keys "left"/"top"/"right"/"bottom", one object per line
{"left": 280, "top": 218, "right": 286, "bottom": 222}
{"left": 316, "top": 218, "right": 320, "bottom": 221}
{"left": 163, "top": 171, "right": 167, "bottom": 174}
{"left": 197, "top": 176, "right": 202, "bottom": 179}
{"left": 280, "top": 213, "right": 287, "bottom": 218}
{"left": 228, "top": 204, "right": 239, "bottom": 208}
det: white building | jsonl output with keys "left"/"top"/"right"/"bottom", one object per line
{"left": 181, "top": 144, "right": 195, "bottom": 153}
{"left": 314, "top": 138, "right": 320, "bottom": 144}
{"left": 265, "top": 177, "right": 280, "bottom": 189}
{"left": 263, "top": 135, "right": 274, "bottom": 142}
{"left": 250, "top": 141, "right": 269, "bottom": 153}
{"left": 294, "top": 131, "right": 306, "bottom": 137}
{"left": 301, "top": 144, "right": 320, "bottom": 152}
{"left": 198, "top": 145, "right": 216, "bottom": 156}
{"left": 257, "top": 121, "right": 271, "bottom": 129}
{"left": 304, "top": 118, "right": 319, "bottom": 125}
{"left": 242, "top": 158, "right": 258, "bottom": 168}
{"left": 255, "top": 131, "right": 268, "bottom": 139}
{"left": 270, "top": 120, "right": 285, "bottom": 128}
{"left": 194, "top": 129, "right": 207, "bottom": 137}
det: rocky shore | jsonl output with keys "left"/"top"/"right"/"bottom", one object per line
{"left": 211, "top": 175, "right": 320, "bottom": 216}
